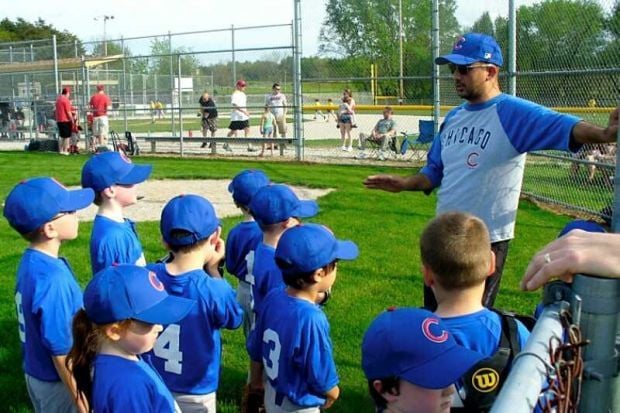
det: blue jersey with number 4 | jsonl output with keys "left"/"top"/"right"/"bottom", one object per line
{"left": 247, "top": 288, "right": 339, "bottom": 407}
{"left": 93, "top": 354, "right": 177, "bottom": 413}
{"left": 225, "top": 221, "right": 262, "bottom": 281}
{"left": 15, "top": 248, "right": 83, "bottom": 381}
{"left": 90, "top": 215, "right": 146, "bottom": 274}
{"left": 146, "top": 263, "right": 243, "bottom": 395}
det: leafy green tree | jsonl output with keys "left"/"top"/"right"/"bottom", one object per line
{"left": 0, "top": 18, "right": 83, "bottom": 60}
{"left": 470, "top": 12, "right": 495, "bottom": 36}
{"left": 148, "top": 37, "right": 200, "bottom": 76}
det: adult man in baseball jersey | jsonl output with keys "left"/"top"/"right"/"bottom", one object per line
{"left": 265, "top": 82, "right": 287, "bottom": 138}
{"left": 89, "top": 85, "right": 112, "bottom": 148}
{"left": 364, "top": 33, "right": 620, "bottom": 309}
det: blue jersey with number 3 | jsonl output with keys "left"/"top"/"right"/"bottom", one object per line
{"left": 15, "top": 248, "right": 83, "bottom": 381}
{"left": 247, "top": 289, "right": 338, "bottom": 407}
{"left": 146, "top": 263, "right": 243, "bottom": 395}
{"left": 93, "top": 354, "right": 177, "bottom": 413}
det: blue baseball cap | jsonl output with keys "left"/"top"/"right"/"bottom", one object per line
{"left": 362, "top": 307, "right": 485, "bottom": 389}
{"left": 3, "top": 177, "right": 94, "bottom": 234}
{"left": 228, "top": 169, "right": 270, "bottom": 206}
{"left": 558, "top": 219, "right": 606, "bottom": 237}
{"left": 435, "top": 33, "right": 503, "bottom": 66}
{"left": 81, "top": 151, "right": 152, "bottom": 193}
{"left": 249, "top": 184, "right": 319, "bottom": 226}
{"left": 160, "top": 194, "right": 220, "bottom": 247}
{"left": 275, "top": 223, "right": 358, "bottom": 276}
{"left": 84, "top": 264, "right": 195, "bottom": 325}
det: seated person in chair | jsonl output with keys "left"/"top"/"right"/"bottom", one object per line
{"left": 356, "top": 106, "right": 397, "bottom": 160}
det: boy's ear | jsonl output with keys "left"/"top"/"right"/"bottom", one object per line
{"left": 101, "top": 186, "right": 115, "bottom": 199}
{"left": 40, "top": 221, "right": 58, "bottom": 240}
{"left": 422, "top": 264, "right": 435, "bottom": 287}
{"left": 487, "top": 250, "right": 496, "bottom": 277}
{"left": 373, "top": 380, "right": 399, "bottom": 402}
{"left": 208, "top": 227, "right": 222, "bottom": 245}
{"left": 313, "top": 267, "right": 326, "bottom": 282}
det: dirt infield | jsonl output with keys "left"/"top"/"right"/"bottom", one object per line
{"left": 75, "top": 179, "right": 333, "bottom": 222}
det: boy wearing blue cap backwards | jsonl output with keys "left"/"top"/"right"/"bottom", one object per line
{"left": 362, "top": 307, "right": 485, "bottom": 413}
{"left": 145, "top": 194, "right": 243, "bottom": 411}
{"left": 247, "top": 184, "right": 320, "bottom": 325}
{"left": 420, "top": 212, "right": 530, "bottom": 409}
{"left": 247, "top": 224, "right": 359, "bottom": 412}
{"left": 225, "top": 169, "right": 270, "bottom": 338}
{"left": 81, "top": 151, "right": 152, "bottom": 274}
{"left": 67, "top": 264, "right": 195, "bottom": 412}
{"left": 3, "top": 177, "right": 94, "bottom": 413}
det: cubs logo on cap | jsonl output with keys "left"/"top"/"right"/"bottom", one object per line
{"left": 435, "top": 32, "right": 503, "bottom": 67}
{"left": 81, "top": 151, "right": 152, "bottom": 192}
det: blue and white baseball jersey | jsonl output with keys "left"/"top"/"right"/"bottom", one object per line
{"left": 247, "top": 289, "right": 339, "bottom": 408}
{"left": 92, "top": 354, "right": 177, "bottom": 413}
{"left": 225, "top": 221, "right": 263, "bottom": 281}
{"left": 421, "top": 94, "right": 580, "bottom": 242}
{"left": 440, "top": 308, "right": 530, "bottom": 357}
{"left": 249, "top": 243, "right": 286, "bottom": 316}
{"left": 146, "top": 263, "right": 243, "bottom": 395}
{"left": 15, "top": 248, "right": 83, "bottom": 381}
{"left": 90, "top": 214, "right": 146, "bottom": 274}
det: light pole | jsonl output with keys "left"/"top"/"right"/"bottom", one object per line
{"left": 94, "top": 15, "right": 114, "bottom": 56}
{"left": 398, "top": 0, "right": 404, "bottom": 103}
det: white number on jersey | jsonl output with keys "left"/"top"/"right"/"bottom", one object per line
{"left": 245, "top": 250, "right": 257, "bottom": 329}
{"left": 15, "top": 292, "right": 25, "bottom": 343}
{"left": 263, "top": 328, "right": 281, "bottom": 380}
{"left": 153, "top": 324, "right": 182, "bottom": 374}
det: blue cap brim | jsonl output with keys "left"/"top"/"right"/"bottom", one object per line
{"left": 60, "top": 188, "right": 95, "bottom": 212}
{"left": 227, "top": 182, "right": 234, "bottom": 194}
{"left": 402, "top": 345, "right": 485, "bottom": 389}
{"left": 134, "top": 295, "right": 195, "bottom": 325}
{"left": 335, "top": 240, "right": 359, "bottom": 261}
{"left": 116, "top": 164, "right": 152, "bottom": 186}
{"left": 296, "top": 200, "right": 319, "bottom": 218}
{"left": 435, "top": 54, "right": 477, "bottom": 65}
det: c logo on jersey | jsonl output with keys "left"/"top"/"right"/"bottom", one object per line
{"left": 148, "top": 271, "right": 165, "bottom": 292}
{"left": 466, "top": 152, "right": 479, "bottom": 168}
{"left": 471, "top": 368, "right": 500, "bottom": 393}
{"left": 421, "top": 318, "right": 449, "bottom": 343}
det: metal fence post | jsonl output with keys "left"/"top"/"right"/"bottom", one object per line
{"left": 231, "top": 25, "right": 236, "bottom": 84}
{"left": 293, "top": 2, "right": 303, "bottom": 161}
{"left": 121, "top": 37, "right": 128, "bottom": 133}
{"left": 52, "top": 35, "right": 59, "bottom": 94}
{"left": 508, "top": 0, "right": 516, "bottom": 97}
{"left": 572, "top": 274, "right": 620, "bottom": 412}
{"left": 431, "top": 0, "right": 440, "bottom": 134}
{"left": 177, "top": 54, "right": 184, "bottom": 157}
{"left": 169, "top": 31, "right": 175, "bottom": 136}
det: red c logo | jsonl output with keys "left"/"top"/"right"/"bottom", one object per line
{"left": 148, "top": 271, "right": 165, "bottom": 291}
{"left": 421, "top": 318, "right": 449, "bottom": 343}
{"left": 467, "top": 152, "right": 479, "bottom": 168}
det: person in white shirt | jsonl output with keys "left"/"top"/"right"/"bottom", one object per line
{"left": 265, "top": 82, "right": 287, "bottom": 138}
{"left": 227, "top": 80, "right": 252, "bottom": 152}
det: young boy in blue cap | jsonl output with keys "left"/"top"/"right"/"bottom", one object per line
{"left": 146, "top": 194, "right": 243, "bottom": 411}
{"left": 247, "top": 224, "right": 358, "bottom": 412}
{"left": 247, "top": 184, "right": 319, "bottom": 325}
{"left": 3, "top": 177, "right": 94, "bottom": 413}
{"left": 362, "top": 307, "right": 485, "bottom": 413}
{"left": 225, "top": 169, "right": 270, "bottom": 338}
{"left": 81, "top": 151, "right": 152, "bottom": 274}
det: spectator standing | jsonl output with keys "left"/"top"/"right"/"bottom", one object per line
{"left": 198, "top": 91, "right": 219, "bottom": 149}
{"left": 227, "top": 80, "right": 252, "bottom": 152}
{"left": 265, "top": 82, "right": 287, "bottom": 138}
{"left": 89, "top": 85, "right": 112, "bottom": 148}
{"left": 55, "top": 87, "right": 73, "bottom": 156}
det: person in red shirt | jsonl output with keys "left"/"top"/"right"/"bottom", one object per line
{"left": 89, "top": 85, "right": 112, "bottom": 148}
{"left": 55, "top": 87, "right": 73, "bottom": 155}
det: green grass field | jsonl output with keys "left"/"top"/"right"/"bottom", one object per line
{"left": 0, "top": 152, "right": 575, "bottom": 412}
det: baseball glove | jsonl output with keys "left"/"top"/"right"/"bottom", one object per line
{"left": 241, "top": 384, "right": 265, "bottom": 413}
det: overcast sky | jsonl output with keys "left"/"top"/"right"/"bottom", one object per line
{"left": 3, "top": 0, "right": 544, "bottom": 57}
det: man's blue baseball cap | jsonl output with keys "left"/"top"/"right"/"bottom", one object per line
{"left": 228, "top": 169, "right": 270, "bottom": 206}
{"left": 81, "top": 151, "right": 152, "bottom": 193}
{"left": 275, "top": 223, "right": 358, "bottom": 276}
{"left": 362, "top": 307, "right": 485, "bottom": 389}
{"left": 435, "top": 33, "right": 503, "bottom": 66}
{"left": 558, "top": 219, "right": 606, "bottom": 237}
{"left": 160, "top": 194, "right": 220, "bottom": 247}
{"left": 3, "top": 177, "right": 94, "bottom": 234}
{"left": 249, "top": 184, "right": 319, "bottom": 226}
{"left": 84, "top": 264, "right": 195, "bottom": 325}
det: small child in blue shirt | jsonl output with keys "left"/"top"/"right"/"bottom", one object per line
{"left": 4, "top": 177, "right": 94, "bottom": 413}
{"left": 67, "top": 264, "right": 195, "bottom": 412}
{"left": 247, "top": 224, "right": 359, "bottom": 412}
{"left": 147, "top": 194, "right": 243, "bottom": 411}
{"left": 225, "top": 169, "right": 270, "bottom": 337}
{"left": 81, "top": 151, "right": 152, "bottom": 274}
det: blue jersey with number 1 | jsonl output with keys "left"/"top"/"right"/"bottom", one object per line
{"left": 247, "top": 288, "right": 338, "bottom": 407}
{"left": 146, "top": 263, "right": 243, "bottom": 395}
{"left": 225, "top": 221, "right": 262, "bottom": 281}
{"left": 250, "top": 243, "right": 286, "bottom": 316}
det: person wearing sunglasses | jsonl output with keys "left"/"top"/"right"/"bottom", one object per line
{"left": 365, "top": 32, "right": 619, "bottom": 311}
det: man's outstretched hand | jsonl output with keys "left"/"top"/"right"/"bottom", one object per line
{"left": 363, "top": 174, "right": 407, "bottom": 193}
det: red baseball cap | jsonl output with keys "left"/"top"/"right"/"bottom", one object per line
{"left": 96, "top": 84, "right": 105, "bottom": 91}
{"left": 236, "top": 80, "right": 247, "bottom": 87}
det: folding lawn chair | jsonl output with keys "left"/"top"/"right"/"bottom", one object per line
{"left": 399, "top": 119, "right": 436, "bottom": 162}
